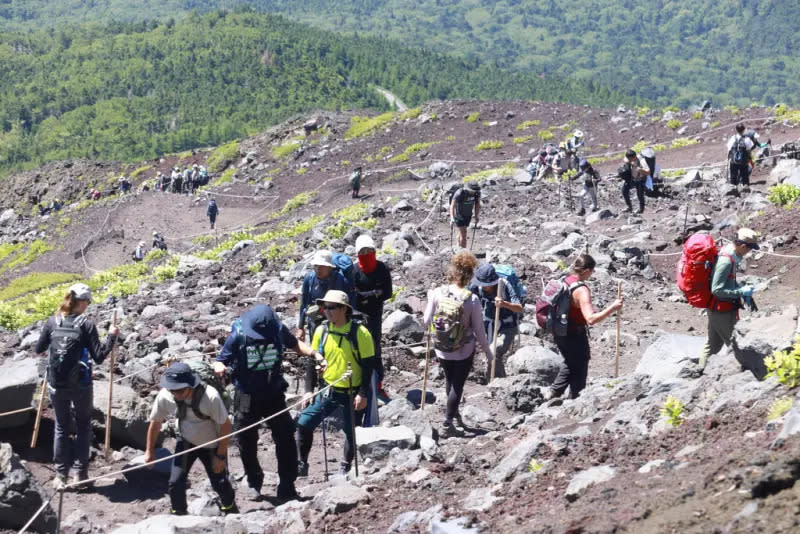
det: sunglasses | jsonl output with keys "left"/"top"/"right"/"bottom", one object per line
{"left": 323, "top": 304, "right": 342, "bottom": 311}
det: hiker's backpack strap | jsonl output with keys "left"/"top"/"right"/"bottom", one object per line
{"left": 178, "top": 384, "right": 209, "bottom": 421}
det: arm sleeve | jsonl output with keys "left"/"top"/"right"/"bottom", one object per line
{"left": 470, "top": 297, "right": 493, "bottom": 358}
{"left": 379, "top": 265, "right": 393, "bottom": 303}
{"left": 298, "top": 275, "right": 311, "bottom": 327}
{"left": 84, "top": 320, "right": 116, "bottom": 365}
{"left": 34, "top": 318, "right": 53, "bottom": 354}
{"left": 710, "top": 256, "right": 741, "bottom": 300}
{"left": 216, "top": 334, "right": 238, "bottom": 365}
{"left": 356, "top": 325, "right": 376, "bottom": 397}
{"left": 148, "top": 390, "right": 171, "bottom": 423}
{"left": 205, "top": 389, "right": 229, "bottom": 426}
{"left": 503, "top": 279, "right": 520, "bottom": 304}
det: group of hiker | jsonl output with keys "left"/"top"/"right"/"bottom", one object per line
{"left": 154, "top": 165, "right": 210, "bottom": 195}
{"left": 133, "top": 231, "right": 167, "bottom": 261}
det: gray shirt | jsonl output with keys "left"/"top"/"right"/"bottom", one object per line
{"left": 149, "top": 386, "right": 229, "bottom": 448}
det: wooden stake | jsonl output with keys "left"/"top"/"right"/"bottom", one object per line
{"left": 421, "top": 331, "right": 431, "bottom": 411}
{"left": 104, "top": 310, "right": 118, "bottom": 460}
{"left": 489, "top": 281, "right": 503, "bottom": 382}
{"left": 30, "top": 369, "right": 48, "bottom": 448}
{"left": 615, "top": 282, "right": 622, "bottom": 378}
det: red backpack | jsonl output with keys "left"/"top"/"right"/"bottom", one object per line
{"left": 676, "top": 234, "right": 735, "bottom": 311}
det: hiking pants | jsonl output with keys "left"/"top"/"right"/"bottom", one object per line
{"left": 701, "top": 309, "right": 738, "bottom": 362}
{"left": 233, "top": 391, "right": 297, "bottom": 492}
{"left": 730, "top": 162, "right": 749, "bottom": 186}
{"left": 551, "top": 330, "right": 591, "bottom": 399}
{"left": 622, "top": 180, "right": 645, "bottom": 211}
{"left": 580, "top": 184, "right": 597, "bottom": 211}
{"left": 168, "top": 438, "right": 235, "bottom": 514}
{"left": 441, "top": 355, "right": 474, "bottom": 421}
{"left": 50, "top": 386, "right": 93, "bottom": 477}
{"left": 486, "top": 327, "right": 517, "bottom": 379}
{"left": 209, "top": 214, "right": 216, "bottom": 229}
{"left": 364, "top": 313, "right": 384, "bottom": 378}
{"left": 296, "top": 387, "right": 364, "bottom": 467}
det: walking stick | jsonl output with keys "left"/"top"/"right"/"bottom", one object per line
{"left": 489, "top": 282, "right": 503, "bottom": 382}
{"left": 615, "top": 282, "right": 622, "bottom": 378}
{"left": 345, "top": 364, "right": 359, "bottom": 478}
{"left": 421, "top": 330, "right": 431, "bottom": 411}
{"left": 30, "top": 369, "right": 48, "bottom": 448}
{"left": 470, "top": 221, "right": 477, "bottom": 250}
{"left": 104, "top": 311, "right": 118, "bottom": 460}
{"left": 318, "top": 365, "right": 329, "bottom": 482}
{"left": 450, "top": 221, "right": 454, "bottom": 252}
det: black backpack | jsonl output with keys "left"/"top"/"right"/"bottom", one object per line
{"left": 48, "top": 315, "right": 87, "bottom": 388}
{"left": 731, "top": 137, "right": 750, "bottom": 165}
{"left": 316, "top": 319, "right": 364, "bottom": 366}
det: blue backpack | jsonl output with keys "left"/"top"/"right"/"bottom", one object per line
{"left": 331, "top": 252, "right": 354, "bottom": 282}
{"left": 494, "top": 264, "right": 527, "bottom": 304}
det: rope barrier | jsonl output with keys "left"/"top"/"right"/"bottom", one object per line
{"left": 16, "top": 494, "right": 56, "bottom": 534}
{"left": 0, "top": 406, "right": 35, "bottom": 418}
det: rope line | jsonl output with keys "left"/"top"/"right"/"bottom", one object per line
{"left": 0, "top": 406, "right": 35, "bottom": 418}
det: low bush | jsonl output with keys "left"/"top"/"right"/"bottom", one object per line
{"left": 767, "top": 184, "right": 800, "bottom": 207}
{"left": 207, "top": 140, "right": 239, "bottom": 172}
{"left": 660, "top": 395, "right": 685, "bottom": 427}
{"left": 474, "top": 140, "right": 504, "bottom": 151}
{"left": 765, "top": 341, "right": 800, "bottom": 387}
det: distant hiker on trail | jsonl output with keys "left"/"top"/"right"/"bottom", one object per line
{"left": 183, "top": 167, "right": 192, "bottom": 194}
{"left": 190, "top": 164, "right": 200, "bottom": 193}
{"left": 34, "top": 283, "right": 118, "bottom": 490}
{"left": 697, "top": 228, "right": 761, "bottom": 372}
{"left": 133, "top": 241, "right": 146, "bottom": 262}
{"left": 469, "top": 263, "right": 522, "bottom": 380}
{"left": 352, "top": 234, "right": 393, "bottom": 405}
{"left": 296, "top": 290, "right": 376, "bottom": 477}
{"left": 145, "top": 362, "right": 238, "bottom": 516}
{"left": 349, "top": 166, "right": 362, "bottom": 198}
{"left": 154, "top": 172, "right": 163, "bottom": 192}
{"left": 727, "top": 124, "right": 755, "bottom": 191}
{"left": 90, "top": 188, "right": 101, "bottom": 201}
{"left": 119, "top": 175, "right": 131, "bottom": 194}
{"left": 542, "top": 254, "right": 622, "bottom": 400}
{"left": 619, "top": 149, "right": 647, "bottom": 214}
{"left": 214, "top": 304, "right": 319, "bottom": 502}
{"left": 171, "top": 167, "right": 182, "bottom": 194}
{"left": 527, "top": 149, "right": 547, "bottom": 180}
{"left": 575, "top": 159, "right": 600, "bottom": 216}
{"left": 450, "top": 182, "right": 481, "bottom": 249}
{"left": 537, "top": 146, "right": 559, "bottom": 181}
{"left": 297, "top": 250, "right": 355, "bottom": 342}
{"left": 566, "top": 129, "right": 585, "bottom": 170}
{"left": 152, "top": 231, "right": 167, "bottom": 251}
{"left": 50, "top": 198, "right": 62, "bottom": 212}
{"left": 207, "top": 198, "right": 218, "bottom": 229}
{"left": 423, "top": 251, "right": 493, "bottom": 435}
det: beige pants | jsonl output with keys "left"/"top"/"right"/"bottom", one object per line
{"left": 701, "top": 309, "right": 737, "bottom": 361}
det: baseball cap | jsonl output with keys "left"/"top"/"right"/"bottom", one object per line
{"left": 68, "top": 283, "right": 92, "bottom": 301}
{"left": 736, "top": 228, "right": 760, "bottom": 249}
{"left": 160, "top": 362, "right": 198, "bottom": 390}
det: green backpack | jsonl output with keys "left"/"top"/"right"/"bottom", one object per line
{"left": 176, "top": 359, "right": 232, "bottom": 421}
{"left": 431, "top": 286, "right": 473, "bottom": 352}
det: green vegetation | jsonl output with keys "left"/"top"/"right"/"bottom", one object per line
{"left": 663, "top": 105, "right": 680, "bottom": 113}
{"left": 516, "top": 120, "right": 541, "bottom": 131}
{"left": 296, "top": 167, "right": 308, "bottom": 175}
{"left": 463, "top": 164, "right": 516, "bottom": 183}
{"left": 212, "top": 168, "right": 235, "bottom": 187}
{"left": 400, "top": 108, "right": 422, "bottom": 120}
{"left": 528, "top": 458, "right": 544, "bottom": 473}
{"left": 273, "top": 139, "right": 303, "bottom": 159}
{"left": 0, "top": 239, "right": 53, "bottom": 273}
{"left": 129, "top": 164, "right": 152, "bottom": 178}
{"left": 768, "top": 396, "right": 794, "bottom": 421}
{"left": 474, "top": 140, "right": 503, "bottom": 151}
{"left": 692, "top": 111, "right": 704, "bottom": 120}
{"left": 538, "top": 130, "right": 554, "bottom": 141}
{"left": 446, "top": 135, "right": 456, "bottom": 141}
{"left": 347, "top": 112, "right": 396, "bottom": 139}
{"left": 660, "top": 395, "right": 685, "bottom": 427}
{"left": 0, "top": 242, "right": 25, "bottom": 262}
{"left": 767, "top": 184, "right": 800, "bottom": 207}
{"left": 513, "top": 135, "right": 535, "bottom": 145}
{"left": 0, "top": 272, "right": 80, "bottom": 301}
{"left": 765, "top": 341, "right": 800, "bottom": 388}
{"left": 207, "top": 140, "right": 240, "bottom": 173}
{"left": 278, "top": 191, "right": 315, "bottom": 216}
{"left": 466, "top": 112, "right": 480, "bottom": 123}
{"left": 388, "top": 286, "right": 406, "bottom": 303}
{"left": 389, "top": 141, "right": 439, "bottom": 163}
{"left": 671, "top": 137, "right": 699, "bottom": 149}
{"left": 666, "top": 119, "right": 682, "bottom": 130}
{"left": 724, "top": 105, "right": 740, "bottom": 115}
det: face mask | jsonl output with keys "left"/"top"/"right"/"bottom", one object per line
{"left": 358, "top": 251, "right": 377, "bottom": 273}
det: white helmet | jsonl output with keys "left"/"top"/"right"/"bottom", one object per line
{"left": 573, "top": 129, "right": 584, "bottom": 138}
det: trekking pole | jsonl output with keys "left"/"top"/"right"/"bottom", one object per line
{"left": 490, "top": 283, "right": 502, "bottom": 382}
{"left": 449, "top": 221, "right": 454, "bottom": 252}
{"left": 317, "top": 365, "right": 329, "bottom": 482}
{"left": 682, "top": 203, "right": 690, "bottom": 235}
{"left": 30, "top": 369, "right": 48, "bottom": 448}
{"left": 615, "top": 282, "right": 622, "bottom": 378}
{"left": 421, "top": 330, "right": 431, "bottom": 411}
{"left": 345, "top": 364, "right": 359, "bottom": 478}
{"left": 104, "top": 310, "right": 118, "bottom": 460}
{"left": 470, "top": 221, "right": 477, "bottom": 250}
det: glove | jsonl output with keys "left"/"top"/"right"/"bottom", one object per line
{"left": 740, "top": 286, "right": 754, "bottom": 297}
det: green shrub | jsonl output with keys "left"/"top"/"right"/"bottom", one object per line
{"left": 765, "top": 341, "right": 800, "bottom": 387}
{"left": 692, "top": 111, "right": 704, "bottom": 120}
{"left": 660, "top": 395, "right": 685, "bottom": 427}
{"left": 279, "top": 191, "right": 316, "bottom": 216}
{"left": 296, "top": 167, "right": 308, "bottom": 175}
{"left": 528, "top": 458, "right": 544, "bottom": 473}
{"left": 192, "top": 235, "right": 214, "bottom": 246}
{"left": 775, "top": 104, "right": 789, "bottom": 116}
{"left": 637, "top": 106, "right": 651, "bottom": 117}
{"left": 145, "top": 249, "right": 167, "bottom": 262}
{"left": 768, "top": 396, "right": 794, "bottom": 421}
{"left": 537, "top": 130, "right": 554, "bottom": 141}
{"left": 463, "top": 164, "right": 516, "bottom": 183}
{"left": 513, "top": 135, "right": 535, "bottom": 145}
{"left": 153, "top": 263, "right": 177, "bottom": 281}
{"left": 466, "top": 112, "right": 480, "bottom": 123}
{"left": 767, "top": 184, "right": 800, "bottom": 207}
{"left": 710, "top": 121, "right": 721, "bottom": 128}
{"left": 248, "top": 262, "right": 263, "bottom": 274}
{"left": 3, "top": 240, "right": 53, "bottom": 272}
{"left": 389, "top": 141, "right": 439, "bottom": 163}
{"left": 0, "top": 272, "right": 80, "bottom": 301}
{"left": 474, "top": 140, "right": 504, "bottom": 151}
{"left": 663, "top": 105, "right": 680, "bottom": 113}
{"left": 400, "top": 107, "right": 422, "bottom": 120}
{"left": 346, "top": 112, "right": 396, "bottom": 139}
{"left": 262, "top": 241, "right": 297, "bottom": 262}
{"left": 272, "top": 139, "right": 302, "bottom": 159}
{"left": 666, "top": 119, "right": 682, "bottom": 130}
{"left": 446, "top": 135, "right": 456, "bottom": 141}
{"left": 516, "top": 120, "right": 541, "bottom": 131}
{"left": 724, "top": 105, "right": 740, "bottom": 115}
{"left": 207, "top": 140, "right": 240, "bottom": 172}
{"left": 671, "top": 137, "right": 699, "bottom": 149}
{"left": 0, "top": 242, "right": 25, "bottom": 263}
{"left": 632, "top": 140, "right": 650, "bottom": 153}
{"left": 212, "top": 167, "right": 235, "bottom": 186}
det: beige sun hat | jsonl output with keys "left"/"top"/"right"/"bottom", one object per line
{"left": 737, "top": 228, "right": 760, "bottom": 249}
{"left": 310, "top": 250, "right": 335, "bottom": 268}
{"left": 315, "top": 289, "right": 352, "bottom": 311}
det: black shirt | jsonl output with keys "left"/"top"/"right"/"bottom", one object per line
{"left": 352, "top": 261, "right": 392, "bottom": 318}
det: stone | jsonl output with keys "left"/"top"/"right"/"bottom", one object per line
{"left": 513, "top": 169, "right": 534, "bottom": 185}
{"left": 489, "top": 430, "right": 549, "bottom": 483}
{"left": 406, "top": 468, "right": 431, "bottom": 484}
{"left": 675, "top": 170, "right": 703, "bottom": 188}
{"left": 256, "top": 278, "right": 295, "bottom": 298}
{"left": 634, "top": 333, "right": 706, "bottom": 387}
{"left": 382, "top": 310, "right": 423, "bottom": 339}
{"left": 122, "top": 448, "right": 171, "bottom": 487}
{"left": 638, "top": 459, "right": 666, "bottom": 474}
{"left": 382, "top": 232, "right": 411, "bottom": 254}
{"left": 388, "top": 504, "right": 443, "bottom": 533}
{"left": 430, "top": 517, "right": 479, "bottom": 533}
{"left": 545, "top": 232, "right": 586, "bottom": 257}
{"left": 226, "top": 509, "right": 306, "bottom": 534}
{"left": 140, "top": 305, "right": 174, "bottom": 320}
{"left": 463, "top": 486, "right": 501, "bottom": 512}
{"left": 111, "top": 515, "right": 222, "bottom": 533}
{"left": 356, "top": 425, "right": 417, "bottom": 459}
{"left": 0, "top": 357, "right": 39, "bottom": 429}
{"left": 505, "top": 345, "right": 562, "bottom": 380}
{"left": 392, "top": 200, "right": 413, "bottom": 213}
{"left": 732, "top": 305, "right": 798, "bottom": 380}
{"left": 429, "top": 162, "right": 453, "bottom": 178}
{"left": 165, "top": 332, "right": 188, "bottom": 348}
{"left": 541, "top": 221, "right": 580, "bottom": 236}
{"left": 768, "top": 158, "right": 800, "bottom": 186}
{"left": 0, "top": 443, "right": 58, "bottom": 533}
{"left": 585, "top": 209, "right": 613, "bottom": 224}
{"left": 0, "top": 209, "right": 15, "bottom": 226}
{"left": 565, "top": 465, "right": 617, "bottom": 502}
{"left": 230, "top": 239, "right": 255, "bottom": 255}
{"left": 311, "top": 484, "right": 370, "bottom": 514}
{"left": 92, "top": 380, "right": 160, "bottom": 450}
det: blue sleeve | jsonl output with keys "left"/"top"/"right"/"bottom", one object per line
{"left": 343, "top": 274, "right": 355, "bottom": 308}
{"left": 280, "top": 323, "right": 299, "bottom": 351}
{"left": 217, "top": 333, "right": 238, "bottom": 366}
{"left": 503, "top": 280, "right": 520, "bottom": 304}
{"left": 299, "top": 274, "right": 311, "bottom": 326}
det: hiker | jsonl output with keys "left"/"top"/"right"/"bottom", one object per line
{"left": 207, "top": 198, "right": 218, "bottom": 229}
{"left": 145, "top": 362, "right": 238, "bottom": 516}
{"left": 154, "top": 172, "right": 163, "bottom": 192}
{"left": 50, "top": 198, "right": 62, "bottom": 212}
{"left": 543, "top": 254, "right": 622, "bottom": 400}
{"left": 34, "top": 283, "right": 118, "bottom": 490}
{"left": 296, "top": 290, "right": 377, "bottom": 477}
{"left": 450, "top": 182, "right": 481, "bottom": 249}
{"left": 468, "top": 264, "right": 522, "bottom": 380}
{"left": 119, "top": 176, "right": 131, "bottom": 194}
{"left": 190, "top": 164, "right": 200, "bottom": 193}
{"left": 619, "top": 149, "right": 647, "bottom": 214}
{"left": 90, "top": 188, "right": 101, "bottom": 200}
{"left": 727, "top": 124, "right": 754, "bottom": 191}
{"left": 575, "top": 159, "right": 600, "bottom": 216}
{"left": 296, "top": 250, "right": 354, "bottom": 342}
{"left": 152, "top": 231, "right": 167, "bottom": 251}
{"left": 639, "top": 147, "right": 660, "bottom": 194}
{"left": 527, "top": 149, "right": 548, "bottom": 180}
{"left": 351, "top": 234, "right": 393, "bottom": 405}
{"left": 133, "top": 241, "right": 146, "bottom": 262}
{"left": 698, "top": 228, "right": 760, "bottom": 371}
{"left": 171, "top": 167, "right": 182, "bottom": 194}
{"left": 423, "top": 251, "right": 493, "bottom": 434}
{"left": 214, "top": 304, "right": 319, "bottom": 501}
{"left": 566, "top": 130, "right": 585, "bottom": 170}
{"left": 537, "top": 146, "right": 559, "bottom": 181}
{"left": 349, "top": 167, "right": 362, "bottom": 198}
{"left": 183, "top": 167, "right": 192, "bottom": 194}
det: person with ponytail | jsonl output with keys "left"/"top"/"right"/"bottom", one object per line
{"left": 351, "top": 234, "right": 393, "bottom": 404}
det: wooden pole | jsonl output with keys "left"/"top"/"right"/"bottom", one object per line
{"left": 489, "top": 281, "right": 503, "bottom": 382}
{"left": 30, "top": 369, "right": 48, "bottom": 448}
{"left": 615, "top": 282, "right": 622, "bottom": 378}
{"left": 104, "top": 311, "right": 118, "bottom": 460}
{"left": 421, "top": 331, "right": 431, "bottom": 411}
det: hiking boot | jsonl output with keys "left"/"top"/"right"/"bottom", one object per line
{"left": 246, "top": 485, "right": 261, "bottom": 501}
{"left": 698, "top": 353, "right": 708, "bottom": 371}
{"left": 622, "top": 206, "right": 633, "bottom": 213}
{"left": 276, "top": 484, "right": 300, "bottom": 503}
{"left": 220, "top": 502, "right": 239, "bottom": 515}
{"left": 72, "top": 471, "right": 93, "bottom": 491}
{"left": 297, "top": 461, "right": 309, "bottom": 478}
{"left": 441, "top": 419, "right": 461, "bottom": 437}
{"left": 338, "top": 462, "right": 351, "bottom": 477}
{"left": 591, "top": 207, "right": 599, "bottom": 212}
{"left": 52, "top": 474, "right": 68, "bottom": 491}
{"left": 576, "top": 209, "right": 586, "bottom": 216}
{"left": 170, "top": 508, "right": 187, "bottom": 516}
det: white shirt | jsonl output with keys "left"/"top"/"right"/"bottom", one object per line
{"left": 726, "top": 134, "right": 754, "bottom": 152}
{"left": 149, "top": 386, "right": 229, "bottom": 448}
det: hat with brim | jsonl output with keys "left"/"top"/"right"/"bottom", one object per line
{"left": 316, "top": 289, "right": 352, "bottom": 311}
{"left": 160, "top": 362, "right": 198, "bottom": 390}
{"left": 736, "top": 228, "right": 760, "bottom": 249}
{"left": 310, "top": 250, "right": 335, "bottom": 268}
{"left": 239, "top": 304, "right": 276, "bottom": 341}
{"left": 68, "top": 283, "right": 92, "bottom": 301}
{"left": 472, "top": 263, "right": 499, "bottom": 287}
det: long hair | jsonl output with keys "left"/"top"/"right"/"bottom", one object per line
{"left": 447, "top": 250, "right": 478, "bottom": 287}
{"left": 58, "top": 291, "right": 83, "bottom": 316}
{"left": 571, "top": 253, "right": 596, "bottom": 275}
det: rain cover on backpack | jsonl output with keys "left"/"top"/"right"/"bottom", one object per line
{"left": 431, "top": 286, "right": 473, "bottom": 352}
{"left": 676, "top": 233, "right": 719, "bottom": 309}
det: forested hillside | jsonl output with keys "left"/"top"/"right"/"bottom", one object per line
{"left": 0, "top": 10, "right": 624, "bottom": 175}
{"left": 4, "top": 0, "right": 796, "bottom": 107}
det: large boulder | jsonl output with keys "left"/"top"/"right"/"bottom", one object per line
{"left": 505, "top": 345, "right": 562, "bottom": 381}
{"left": 545, "top": 232, "right": 585, "bottom": 257}
{"left": 488, "top": 430, "right": 550, "bottom": 483}
{"left": 311, "top": 484, "right": 370, "bottom": 514}
{"left": 92, "top": 381, "right": 159, "bottom": 450}
{"left": 634, "top": 333, "right": 706, "bottom": 387}
{"left": 565, "top": 465, "right": 617, "bottom": 502}
{"left": 382, "top": 310, "right": 424, "bottom": 340}
{"left": 0, "top": 357, "right": 39, "bottom": 429}
{"left": 732, "top": 305, "right": 799, "bottom": 380}
{"left": 356, "top": 425, "right": 417, "bottom": 459}
{"left": 768, "top": 159, "right": 800, "bottom": 186}
{"left": 0, "top": 443, "right": 58, "bottom": 533}
{"left": 112, "top": 515, "right": 221, "bottom": 533}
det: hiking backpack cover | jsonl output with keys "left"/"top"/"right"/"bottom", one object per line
{"left": 48, "top": 315, "right": 87, "bottom": 388}
{"left": 431, "top": 286, "right": 473, "bottom": 352}
{"left": 676, "top": 233, "right": 736, "bottom": 311}
{"left": 731, "top": 136, "right": 750, "bottom": 166}
{"left": 535, "top": 276, "right": 585, "bottom": 337}
{"left": 331, "top": 252, "right": 354, "bottom": 282}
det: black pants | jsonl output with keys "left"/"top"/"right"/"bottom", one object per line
{"left": 364, "top": 313, "right": 384, "bottom": 378}
{"left": 233, "top": 391, "right": 297, "bottom": 492}
{"left": 441, "top": 355, "right": 474, "bottom": 421}
{"left": 168, "top": 438, "right": 235, "bottom": 514}
{"left": 621, "top": 180, "right": 645, "bottom": 211}
{"left": 296, "top": 388, "right": 365, "bottom": 467}
{"left": 551, "top": 330, "right": 591, "bottom": 399}
{"left": 730, "top": 162, "right": 749, "bottom": 186}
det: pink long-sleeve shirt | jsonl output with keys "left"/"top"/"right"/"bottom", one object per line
{"left": 423, "top": 284, "right": 493, "bottom": 361}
